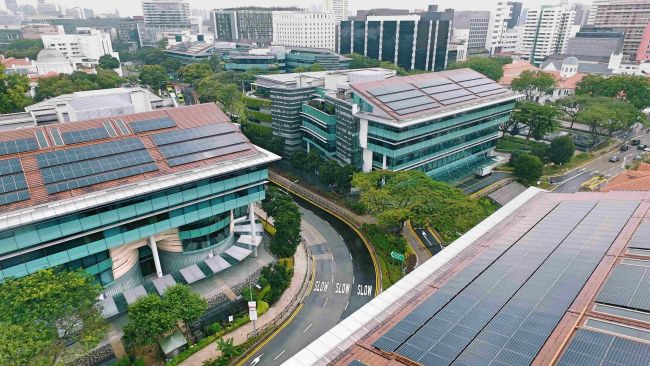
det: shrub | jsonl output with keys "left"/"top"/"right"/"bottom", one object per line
{"left": 257, "top": 300, "right": 270, "bottom": 316}
{"left": 205, "top": 322, "right": 222, "bottom": 336}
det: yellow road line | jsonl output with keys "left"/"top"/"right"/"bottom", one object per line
{"left": 236, "top": 303, "right": 304, "bottom": 366}
{"left": 269, "top": 177, "right": 382, "bottom": 295}
{"left": 406, "top": 220, "right": 432, "bottom": 256}
{"left": 305, "top": 255, "right": 316, "bottom": 297}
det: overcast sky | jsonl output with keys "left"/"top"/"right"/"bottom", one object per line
{"left": 17, "top": 0, "right": 592, "bottom": 17}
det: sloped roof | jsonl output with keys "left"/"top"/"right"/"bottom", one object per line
{"left": 603, "top": 163, "right": 650, "bottom": 192}
{"left": 499, "top": 60, "right": 538, "bottom": 86}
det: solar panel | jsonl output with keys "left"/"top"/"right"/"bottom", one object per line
{"left": 367, "top": 84, "right": 415, "bottom": 97}
{"left": 36, "top": 138, "right": 158, "bottom": 194}
{"left": 447, "top": 71, "right": 484, "bottom": 83}
{"left": 49, "top": 128, "right": 64, "bottom": 146}
{"left": 557, "top": 329, "right": 650, "bottom": 366}
{"left": 596, "top": 262, "right": 650, "bottom": 312}
{"left": 477, "top": 89, "right": 508, "bottom": 98}
{"left": 422, "top": 84, "right": 462, "bottom": 95}
{"left": 376, "top": 89, "right": 426, "bottom": 103}
{"left": 0, "top": 138, "right": 38, "bottom": 156}
{"left": 103, "top": 121, "right": 118, "bottom": 137}
{"left": 114, "top": 119, "right": 131, "bottom": 135}
{"left": 458, "top": 78, "right": 493, "bottom": 88}
{"left": 151, "top": 124, "right": 235, "bottom": 146}
{"left": 628, "top": 221, "right": 650, "bottom": 250}
{"left": 157, "top": 134, "right": 247, "bottom": 160}
{"left": 129, "top": 117, "right": 176, "bottom": 133}
{"left": 0, "top": 158, "right": 30, "bottom": 205}
{"left": 167, "top": 144, "right": 250, "bottom": 167}
{"left": 467, "top": 84, "right": 504, "bottom": 94}
{"left": 431, "top": 89, "right": 473, "bottom": 101}
{"left": 386, "top": 96, "right": 432, "bottom": 111}
{"left": 62, "top": 127, "right": 111, "bottom": 145}
{"left": 34, "top": 130, "right": 49, "bottom": 148}
{"left": 439, "top": 95, "right": 479, "bottom": 106}
{"left": 411, "top": 78, "right": 452, "bottom": 89}
{"left": 394, "top": 103, "right": 440, "bottom": 115}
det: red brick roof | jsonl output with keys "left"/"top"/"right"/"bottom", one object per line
{"left": 499, "top": 61, "right": 584, "bottom": 90}
{"left": 603, "top": 163, "right": 650, "bottom": 192}
{"left": 1, "top": 57, "right": 32, "bottom": 68}
{"left": 0, "top": 103, "right": 260, "bottom": 213}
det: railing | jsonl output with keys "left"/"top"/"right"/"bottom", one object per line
{"left": 301, "top": 104, "right": 336, "bottom": 125}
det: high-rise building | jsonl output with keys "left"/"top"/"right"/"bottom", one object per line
{"left": 593, "top": 0, "right": 650, "bottom": 60}
{"left": 118, "top": 17, "right": 145, "bottom": 46}
{"left": 323, "top": 0, "right": 349, "bottom": 22}
{"left": 587, "top": 0, "right": 607, "bottom": 25}
{"left": 572, "top": 3, "right": 591, "bottom": 26}
{"left": 36, "top": 1, "right": 62, "bottom": 17}
{"left": 272, "top": 11, "right": 336, "bottom": 51}
{"left": 338, "top": 7, "right": 454, "bottom": 71}
{"left": 567, "top": 26, "right": 624, "bottom": 59}
{"left": 485, "top": 1, "right": 523, "bottom": 55}
{"left": 210, "top": 7, "right": 301, "bottom": 45}
{"left": 66, "top": 7, "right": 94, "bottom": 19}
{"left": 141, "top": 0, "right": 191, "bottom": 46}
{"left": 637, "top": 22, "right": 650, "bottom": 63}
{"left": 519, "top": 5, "right": 576, "bottom": 65}
{"left": 453, "top": 11, "right": 490, "bottom": 54}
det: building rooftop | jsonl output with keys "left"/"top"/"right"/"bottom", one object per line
{"left": 603, "top": 163, "right": 650, "bottom": 192}
{"left": 164, "top": 41, "right": 214, "bottom": 56}
{"left": 350, "top": 68, "right": 521, "bottom": 122}
{"left": 25, "top": 87, "right": 164, "bottom": 113}
{"left": 0, "top": 103, "right": 279, "bottom": 231}
{"left": 287, "top": 189, "right": 650, "bottom": 366}
{"left": 253, "top": 68, "right": 397, "bottom": 89}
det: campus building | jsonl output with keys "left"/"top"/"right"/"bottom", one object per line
{"left": 592, "top": 0, "right": 650, "bottom": 60}
{"left": 272, "top": 11, "right": 336, "bottom": 51}
{"left": 163, "top": 41, "right": 215, "bottom": 64}
{"left": 210, "top": 7, "right": 302, "bottom": 45}
{"left": 0, "top": 103, "right": 279, "bottom": 317}
{"left": 338, "top": 6, "right": 454, "bottom": 71}
{"left": 289, "top": 189, "right": 650, "bottom": 366}
{"left": 519, "top": 4, "right": 576, "bottom": 66}
{"left": 223, "top": 46, "right": 350, "bottom": 73}
{"left": 256, "top": 68, "right": 520, "bottom": 181}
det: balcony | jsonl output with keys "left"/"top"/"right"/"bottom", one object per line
{"left": 301, "top": 102, "right": 336, "bottom": 126}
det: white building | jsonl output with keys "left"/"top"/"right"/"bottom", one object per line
{"left": 500, "top": 26, "right": 524, "bottom": 53}
{"left": 41, "top": 30, "right": 121, "bottom": 75}
{"left": 450, "top": 28, "right": 470, "bottom": 61}
{"left": 485, "top": 1, "right": 523, "bottom": 55}
{"left": 587, "top": 0, "right": 607, "bottom": 25}
{"left": 141, "top": 0, "right": 191, "bottom": 46}
{"left": 323, "top": 0, "right": 349, "bottom": 22}
{"left": 519, "top": 5, "right": 575, "bottom": 65}
{"left": 272, "top": 11, "right": 336, "bottom": 51}
{"left": 35, "top": 48, "right": 74, "bottom": 76}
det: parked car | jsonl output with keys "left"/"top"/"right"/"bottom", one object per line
{"left": 609, "top": 155, "right": 621, "bottom": 162}
{"left": 620, "top": 144, "right": 630, "bottom": 152}
{"left": 632, "top": 139, "right": 641, "bottom": 146}
{"left": 634, "top": 154, "right": 643, "bottom": 160}
{"left": 638, "top": 144, "right": 648, "bottom": 150}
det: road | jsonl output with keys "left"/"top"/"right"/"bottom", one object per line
{"left": 413, "top": 226, "right": 444, "bottom": 255}
{"left": 554, "top": 133, "right": 650, "bottom": 193}
{"left": 244, "top": 202, "right": 375, "bottom": 366}
{"left": 456, "top": 171, "right": 512, "bottom": 194}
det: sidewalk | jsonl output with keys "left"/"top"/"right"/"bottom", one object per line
{"left": 180, "top": 240, "right": 309, "bottom": 366}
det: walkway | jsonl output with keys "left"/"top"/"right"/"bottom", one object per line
{"left": 179, "top": 240, "right": 309, "bottom": 366}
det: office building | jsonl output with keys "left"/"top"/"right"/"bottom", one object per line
{"left": 118, "top": 17, "right": 145, "bottom": 46}
{"left": 587, "top": 0, "right": 607, "bottom": 25}
{"left": 0, "top": 25, "right": 20, "bottom": 50}
{"left": 519, "top": 5, "right": 576, "bottom": 66}
{"left": 592, "top": 0, "right": 650, "bottom": 60}
{"left": 453, "top": 11, "right": 490, "bottom": 54}
{"left": 41, "top": 29, "right": 121, "bottom": 73}
{"left": 637, "top": 23, "right": 650, "bottom": 63}
{"left": 210, "top": 7, "right": 301, "bottom": 45}
{"left": 0, "top": 103, "right": 279, "bottom": 318}
{"left": 37, "top": 1, "right": 62, "bottom": 17}
{"left": 485, "top": 1, "right": 524, "bottom": 55}
{"left": 572, "top": 3, "right": 591, "bottom": 26}
{"left": 289, "top": 189, "right": 650, "bottom": 366}
{"left": 567, "top": 26, "right": 624, "bottom": 59}
{"left": 34, "top": 48, "right": 74, "bottom": 76}
{"left": 164, "top": 41, "right": 215, "bottom": 64}
{"left": 338, "top": 7, "right": 454, "bottom": 71}
{"left": 223, "top": 46, "right": 349, "bottom": 73}
{"left": 449, "top": 29, "right": 469, "bottom": 62}
{"left": 272, "top": 11, "right": 336, "bottom": 51}
{"left": 67, "top": 7, "right": 94, "bottom": 19}
{"left": 141, "top": 0, "right": 191, "bottom": 46}
{"left": 20, "top": 24, "right": 64, "bottom": 40}
{"left": 323, "top": 0, "right": 349, "bottom": 22}
{"left": 257, "top": 68, "right": 520, "bottom": 180}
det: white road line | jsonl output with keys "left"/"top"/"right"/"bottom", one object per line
{"left": 339, "top": 234, "right": 343, "bottom": 241}
{"left": 352, "top": 276, "right": 355, "bottom": 284}
{"left": 331, "top": 275, "right": 334, "bottom": 283}
{"left": 350, "top": 253, "right": 353, "bottom": 260}
{"left": 303, "top": 323, "right": 313, "bottom": 333}
{"left": 323, "top": 297, "right": 328, "bottom": 307}
{"left": 345, "top": 300, "right": 349, "bottom": 310}
{"left": 274, "top": 349, "right": 286, "bottom": 360}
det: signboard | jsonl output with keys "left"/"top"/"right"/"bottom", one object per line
{"left": 390, "top": 251, "right": 405, "bottom": 262}
{"left": 248, "top": 301, "right": 258, "bottom": 321}
{"left": 228, "top": 315, "right": 233, "bottom": 322}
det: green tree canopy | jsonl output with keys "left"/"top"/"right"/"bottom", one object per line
{"left": 512, "top": 153, "right": 543, "bottom": 184}
{"left": 262, "top": 186, "right": 302, "bottom": 258}
{"left": 197, "top": 81, "right": 244, "bottom": 117}
{"left": 549, "top": 135, "right": 575, "bottom": 165}
{"left": 4, "top": 38, "right": 43, "bottom": 60}
{"left": 161, "top": 58, "right": 181, "bottom": 74}
{"left": 446, "top": 56, "right": 509, "bottom": 81}
{"left": 576, "top": 74, "right": 650, "bottom": 110}
{"left": 511, "top": 101, "right": 559, "bottom": 140}
{"left": 554, "top": 95, "right": 591, "bottom": 129}
{"left": 138, "top": 64, "right": 167, "bottom": 92}
{"left": 34, "top": 70, "right": 125, "bottom": 101}
{"left": 179, "top": 63, "right": 214, "bottom": 84}
{"left": 291, "top": 64, "right": 326, "bottom": 72}
{"left": 0, "top": 269, "right": 108, "bottom": 366}
{"left": 163, "top": 284, "right": 207, "bottom": 325}
{"left": 0, "top": 65, "right": 32, "bottom": 113}
{"left": 240, "top": 122, "right": 284, "bottom": 155}
{"left": 510, "top": 70, "right": 557, "bottom": 101}
{"left": 346, "top": 53, "right": 416, "bottom": 76}
{"left": 98, "top": 54, "right": 120, "bottom": 69}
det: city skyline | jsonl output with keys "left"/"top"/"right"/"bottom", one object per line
{"left": 12, "top": 0, "right": 593, "bottom": 17}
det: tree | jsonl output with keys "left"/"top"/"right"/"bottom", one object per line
{"left": 240, "top": 122, "right": 284, "bottom": 155}
{"left": 216, "top": 338, "right": 241, "bottom": 359}
{"left": 123, "top": 294, "right": 176, "bottom": 349}
{"left": 0, "top": 65, "right": 32, "bottom": 113}
{"left": 318, "top": 160, "right": 339, "bottom": 185}
{"left": 333, "top": 164, "right": 358, "bottom": 194}
{"left": 576, "top": 74, "right": 650, "bottom": 110}
{"left": 209, "top": 55, "right": 224, "bottom": 72}
{"left": 98, "top": 54, "right": 120, "bottom": 69}
{"left": 161, "top": 58, "right": 181, "bottom": 74}
{"left": 4, "top": 38, "right": 43, "bottom": 60}
{"left": 0, "top": 269, "right": 108, "bottom": 366}
{"left": 549, "top": 135, "right": 575, "bottom": 165}
{"left": 446, "top": 57, "right": 507, "bottom": 81}
{"left": 555, "top": 95, "right": 590, "bottom": 129}
{"left": 259, "top": 263, "right": 292, "bottom": 304}
{"left": 291, "top": 64, "right": 325, "bottom": 72}
{"left": 164, "top": 284, "right": 207, "bottom": 327}
{"left": 510, "top": 70, "right": 557, "bottom": 102}
{"left": 34, "top": 70, "right": 125, "bottom": 101}
{"left": 512, "top": 153, "right": 543, "bottom": 184}
{"left": 262, "top": 187, "right": 302, "bottom": 258}
{"left": 304, "top": 150, "right": 322, "bottom": 173}
{"left": 139, "top": 65, "right": 167, "bottom": 92}
{"left": 578, "top": 100, "right": 612, "bottom": 144}
{"left": 95, "top": 68, "right": 125, "bottom": 89}
{"left": 179, "top": 63, "right": 214, "bottom": 84}
{"left": 346, "top": 53, "right": 413, "bottom": 76}
{"left": 510, "top": 101, "right": 559, "bottom": 140}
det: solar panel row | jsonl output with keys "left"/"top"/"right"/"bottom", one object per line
{"left": 597, "top": 262, "right": 650, "bottom": 312}
{"left": 36, "top": 138, "right": 145, "bottom": 168}
{"left": 151, "top": 124, "right": 234, "bottom": 146}
{"left": 376, "top": 89, "right": 426, "bottom": 103}
{"left": 557, "top": 329, "right": 650, "bottom": 366}
{"left": 0, "top": 138, "right": 39, "bottom": 156}
{"left": 367, "top": 84, "right": 415, "bottom": 97}
{"left": 40, "top": 150, "right": 154, "bottom": 184}
{"left": 62, "top": 126, "right": 111, "bottom": 145}
{"left": 46, "top": 163, "right": 158, "bottom": 194}
{"left": 129, "top": 117, "right": 176, "bottom": 133}
{"left": 628, "top": 221, "right": 650, "bottom": 250}
{"left": 458, "top": 78, "right": 492, "bottom": 88}
{"left": 0, "top": 158, "right": 30, "bottom": 206}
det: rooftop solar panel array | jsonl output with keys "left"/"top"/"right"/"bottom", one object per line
{"left": 0, "top": 158, "right": 30, "bottom": 206}
{"left": 129, "top": 117, "right": 176, "bottom": 133}
{"left": 557, "top": 329, "right": 650, "bottom": 366}
{"left": 597, "top": 261, "right": 650, "bottom": 312}
{"left": 151, "top": 124, "right": 250, "bottom": 167}
{"left": 627, "top": 221, "right": 650, "bottom": 250}
{"left": 373, "top": 200, "right": 639, "bottom": 366}
{"left": 363, "top": 70, "right": 512, "bottom": 117}
{"left": 62, "top": 126, "right": 111, "bottom": 145}
{"left": 0, "top": 138, "right": 39, "bottom": 156}
{"left": 36, "top": 138, "right": 158, "bottom": 194}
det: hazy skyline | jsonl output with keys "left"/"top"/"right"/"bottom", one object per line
{"left": 15, "top": 0, "right": 592, "bottom": 17}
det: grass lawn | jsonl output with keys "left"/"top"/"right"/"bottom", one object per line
{"left": 496, "top": 136, "right": 548, "bottom": 153}
{"left": 544, "top": 152, "right": 594, "bottom": 176}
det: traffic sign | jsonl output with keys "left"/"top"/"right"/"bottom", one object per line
{"left": 390, "top": 251, "right": 405, "bottom": 262}
{"left": 248, "top": 301, "right": 258, "bottom": 321}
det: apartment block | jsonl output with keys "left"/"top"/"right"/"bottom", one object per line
{"left": 519, "top": 5, "right": 576, "bottom": 66}
{"left": 272, "top": 11, "right": 336, "bottom": 51}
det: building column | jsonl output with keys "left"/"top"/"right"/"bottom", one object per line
{"left": 249, "top": 203, "right": 258, "bottom": 257}
{"left": 382, "top": 155, "right": 387, "bottom": 169}
{"left": 148, "top": 235, "right": 163, "bottom": 278}
{"left": 229, "top": 209, "right": 235, "bottom": 233}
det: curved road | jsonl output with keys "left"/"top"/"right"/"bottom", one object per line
{"left": 242, "top": 200, "right": 376, "bottom": 366}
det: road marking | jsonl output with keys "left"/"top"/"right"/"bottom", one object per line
{"left": 250, "top": 354, "right": 263, "bottom": 366}
{"left": 303, "top": 323, "right": 313, "bottom": 333}
{"left": 331, "top": 275, "right": 334, "bottom": 283}
{"left": 352, "top": 275, "right": 355, "bottom": 284}
{"left": 350, "top": 253, "right": 353, "bottom": 260}
{"left": 273, "top": 350, "right": 285, "bottom": 361}
{"left": 323, "top": 297, "right": 328, "bottom": 307}
{"left": 345, "top": 300, "right": 349, "bottom": 310}
{"left": 339, "top": 234, "right": 343, "bottom": 241}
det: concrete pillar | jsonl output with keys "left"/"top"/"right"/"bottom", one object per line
{"left": 382, "top": 154, "right": 387, "bottom": 169}
{"left": 148, "top": 236, "right": 163, "bottom": 278}
{"left": 229, "top": 209, "right": 235, "bottom": 233}
{"left": 249, "top": 203, "right": 258, "bottom": 258}
{"left": 306, "top": 141, "right": 310, "bottom": 153}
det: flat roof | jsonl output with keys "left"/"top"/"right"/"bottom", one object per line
{"left": 0, "top": 103, "right": 279, "bottom": 229}
{"left": 165, "top": 42, "right": 214, "bottom": 56}
{"left": 287, "top": 190, "right": 650, "bottom": 366}
{"left": 24, "top": 87, "right": 163, "bottom": 112}
{"left": 253, "top": 68, "right": 397, "bottom": 88}
{"left": 350, "top": 68, "right": 521, "bottom": 122}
